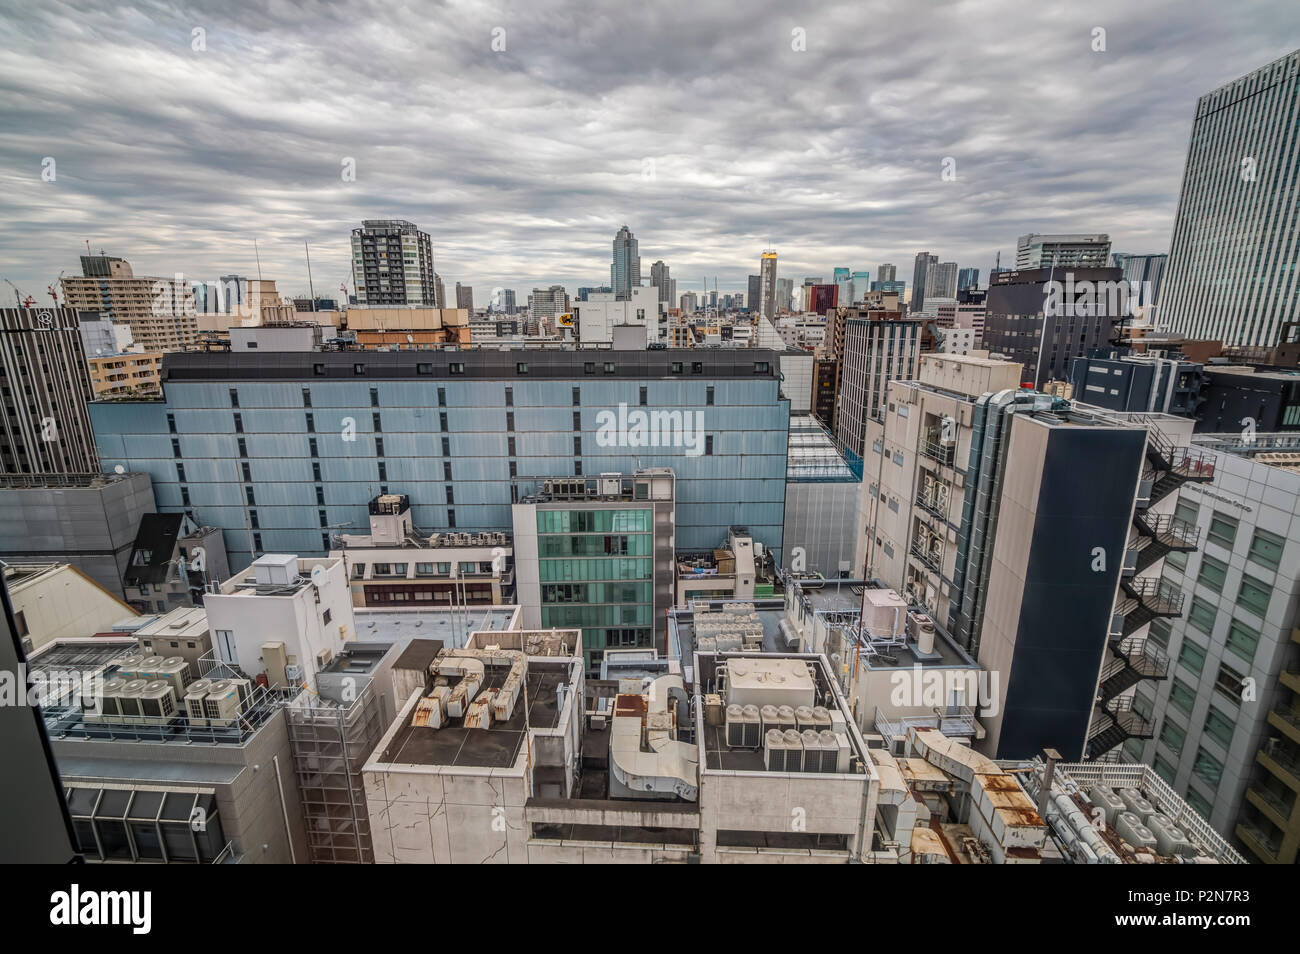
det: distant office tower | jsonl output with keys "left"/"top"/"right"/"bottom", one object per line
{"left": 61, "top": 255, "right": 199, "bottom": 352}
{"left": 926, "top": 262, "right": 958, "bottom": 301}
{"left": 530, "top": 285, "right": 568, "bottom": 319}
{"left": 871, "top": 280, "right": 906, "bottom": 297}
{"left": 910, "top": 252, "right": 937, "bottom": 313}
{"left": 1113, "top": 254, "right": 1168, "bottom": 310}
{"left": 611, "top": 225, "right": 641, "bottom": 299}
{"left": 747, "top": 274, "right": 761, "bottom": 313}
{"left": 776, "top": 278, "right": 794, "bottom": 313}
{"left": 434, "top": 274, "right": 446, "bottom": 309}
{"left": 807, "top": 284, "right": 838, "bottom": 316}
{"left": 758, "top": 251, "right": 778, "bottom": 319}
{"left": 492, "top": 288, "right": 517, "bottom": 313}
{"left": 833, "top": 267, "right": 850, "bottom": 282}
{"left": 350, "top": 220, "right": 436, "bottom": 306}
{"left": 957, "top": 267, "right": 980, "bottom": 292}
{"left": 834, "top": 310, "right": 923, "bottom": 459}
{"left": 455, "top": 283, "right": 473, "bottom": 311}
{"left": 650, "top": 260, "right": 676, "bottom": 305}
{"left": 877, "top": 263, "right": 896, "bottom": 284}
{"left": 1162, "top": 50, "right": 1300, "bottom": 346}
{"left": 0, "top": 308, "right": 99, "bottom": 475}
{"left": 1014, "top": 233, "right": 1111, "bottom": 270}
{"left": 193, "top": 275, "right": 246, "bottom": 315}
{"left": 679, "top": 290, "right": 698, "bottom": 313}
{"left": 576, "top": 286, "right": 611, "bottom": 302}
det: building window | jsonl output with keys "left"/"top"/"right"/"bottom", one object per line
{"left": 229, "top": 388, "right": 239, "bottom": 408}
{"left": 442, "top": 437, "right": 450, "bottom": 456}
{"left": 181, "top": 486, "right": 191, "bottom": 506}
{"left": 302, "top": 387, "right": 312, "bottom": 407}
{"left": 584, "top": 362, "right": 595, "bottom": 375}
{"left": 447, "top": 510, "right": 456, "bottom": 528}
{"left": 417, "top": 363, "right": 433, "bottom": 375}
{"left": 1213, "top": 660, "right": 1246, "bottom": 703}
{"left": 1176, "top": 638, "right": 1206, "bottom": 676}
{"left": 323, "top": 608, "right": 332, "bottom": 625}
{"left": 370, "top": 387, "right": 379, "bottom": 408}
{"left": 313, "top": 462, "right": 322, "bottom": 481}
{"left": 1236, "top": 574, "right": 1271, "bottom": 617}
{"left": 443, "top": 461, "right": 452, "bottom": 481}
{"left": 253, "top": 532, "right": 262, "bottom": 550}
{"left": 1196, "top": 554, "right": 1227, "bottom": 593}
{"left": 313, "top": 363, "right": 325, "bottom": 376}
{"left": 237, "top": 438, "right": 247, "bottom": 458}
{"left": 167, "top": 413, "right": 176, "bottom": 433}
{"left": 1191, "top": 746, "right": 1223, "bottom": 787}
{"left": 171, "top": 438, "right": 181, "bottom": 458}
{"left": 754, "top": 362, "right": 770, "bottom": 373}
{"left": 245, "top": 485, "right": 255, "bottom": 505}
{"left": 573, "top": 387, "right": 581, "bottom": 406}
{"left": 1203, "top": 706, "right": 1234, "bottom": 749}
{"left": 509, "top": 460, "right": 517, "bottom": 478}
{"left": 353, "top": 363, "right": 365, "bottom": 375}
{"left": 440, "top": 412, "right": 448, "bottom": 433}
{"left": 1206, "top": 511, "right": 1238, "bottom": 550}
{"left": 309, "top": 438, "right": 318, "bottom": 458}
{"left": 1225, "top": 617, "right": 1260, "bottom": 664}
{"left": 573, "top": 436, "right": 581, "bottom": 456}
{"left": 692, "top": 362, "right": 703, "bottom": 374}
{"left": 1247, "top": 527, "right": 1283, "bottom": 570}
{"left": 372, "top": 412, "right": 382, "bottom": 433}
{"left": 241, "top": 461, "right": 252, "bottom": 482}
{"left": 705, "top": 435, "right": 714, "bottom": 455}
{"left": 1168, "top": 677, "right": 1196, "bottom": 717}
{"left": 572, "top": 411, "right": 581, "bottom": 431}
{"left": 319, "top": 509, "right": 328, "bottom": 528}
{"left": 671, "top": 362, "right": 682, "bottom": 374}
{"left": 574, "top": 459, "right": 582, "bottom": 475}
{"left": 603, "top": 362, "right": 615, "bottom": 374}
{"left": 377, "top": 461, "right": 387, "bottom": 481}
{"left": 249, "top": 509, "right": 259, "bottom": 529}
{"left": 449, "top": 363, "right": 465, "bottom": 374}
{"left": 706, "top": 386, "right": 714, "bottom": 406}
{"left": 1186, "top": 596, "right": 1216, "bottom": 635}
{"left": 516, "top": 362, "right": 528, "bottom": 374}
{"left": 1158, "top": 716, "right": 1185, "bottom": 755}
{"left": 507, "top": 436, "right": 516, "bottom": 456}
{"left": 438, "top": 387, "right": 446, "bottom": 407}
{"left": 176, "top": 463, "right": 186, "bottom": 482}
{"left": 445, "top": 486, "right": 454, "bottom": 505}
{"left": 505, "top": 387, "right": 513, "bottom": 406}
{"left": 233, "top": 412, "right": 243, "bottom": 433}
{"left": 375, "top": 437, "right": 384, "bottom": 456}
{"left": 316, "top": 486, "right": 325, "bottom": 506}
{"left": 639, "top": 386, "right": 647, "bottom": 406}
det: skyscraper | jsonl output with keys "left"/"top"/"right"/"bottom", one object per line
{"left": 776, "top": 278, "right": 794, "bottom": 313}
{"left": 878, "top": 263, "right": 896, "bottom": 284}
{"left": 925, "top": 262, "right": 958, "bottom": 301}
{"left": 455, "top": 283, "right": 473, "bottom": 311}
{"left": 758, "top": 250, "right": 778, "bottom": 320}
{"left": 61, "top": 255, "right": 200, "bottom": 352}
{"left": 910, "top": 252, "right": 937, "bottom": 313}
{"left": 1113, "top": 254, "right": 1168, "bottom": 309}
{"left": 650, "top": 260, "right": 676, "bottom": 305}
{"left": 611, "top": 225, "right": 641, "bottom": 299}
{"left": 1162, "top": 50, "right": 1300, "bottom": 346}
{"left": 350, "top": 220, "right": 436, "bottom": 306}
{"left": 957, "top": 267, "right": 980, "bottom": 291}
{"left": 747, "top": 274, "right": 761, "bottom": 313}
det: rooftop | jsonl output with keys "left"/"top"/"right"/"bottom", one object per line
{"left": 354, "top": 606, "right": 519, "bottom": 650}
{"left": 787, "top": 415, "right": 856, "bottom": 481}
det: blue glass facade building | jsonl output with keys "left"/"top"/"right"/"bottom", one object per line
{"left": 89, "top": 349, "right": 791, "bottom": 572}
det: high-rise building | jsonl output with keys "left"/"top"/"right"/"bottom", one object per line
{"left": 1161, "top": 50, "right": 1300, "bottom": 347}
{"left": 0, "top": 307, "right": 100, "bottom": 475}
{"left": 957, "top": 267, "right": 980, "bottom": 292}
{"left": 1014, "top": 233, "right": 1111, "bottom": 270}
{"left": 860, "top": 353, "right": 1207, "bottom": 760}
{"left": 611, "top": 225, "right": 641, "bottom": 299}
{"left": 910, "top": 252, "right": 937, "bottom": 313}
{"left": 758, "top": 251, "right": 778, "bottom": 320}
{"left": 983, "top": 267, "right": 1130, "bottom": 388}
{"left": 833, "top": 311, "right": 923, "bottom": 460}
{"left": 878, "top": 263, "right": 896, "bottom": 284}
{"left": 350, "top": 220, "right": 436, "bottom": 306}
{"left": 679, "top": 290, "right": 699, "bottom": 314}
{"left": 61, "top": 256, "right": 200, "bottom": 352}
{"left": 434, "top": 273, "right": 446, "bottom": 309}
{"left": 832, "top": 267, "right": 850, "bottom": 283}
{"left": 746, "top": 274, "right": 761, "bottom": 313}
{"left": 649, "top": 260, "right": 676, "bottom": 305}
{"left": 1131, "top": 431, "right": 1300, "bottom": 863}
{"left": 776, "top": 277, "right": 794, "bottom": 313}
{"left": 1113, "top": 253, "right": 1168, "bottom": 311}
{"left": 926, "top": 262, "right": 958, "bottom": 301}
{"left": 530, "top": 285, "right": 568, "bottom": 319}
{"left": 455, "top": 283, "right": 474, "bottom": 311}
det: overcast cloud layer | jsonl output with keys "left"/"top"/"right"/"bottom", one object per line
{"left": 1, "top": 0, "right": 1298, "bottom": 302}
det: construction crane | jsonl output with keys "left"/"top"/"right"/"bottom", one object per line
{"left": 47, "top": 270, "right": 65, "bottom": 306}
{"left": 3, "top": 278, "right": 34, "bottom": 308}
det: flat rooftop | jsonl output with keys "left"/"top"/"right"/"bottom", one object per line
{"left": 787, "top": 416, "right": 855, "bottom": 481}
{"left": 378, "top": 662, "right": 567, "bottom": 769}
{"left": 355, "top": 606, "right": 517, "bottom": 650}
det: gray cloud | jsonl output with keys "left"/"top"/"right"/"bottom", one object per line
{"left": 0, "top": 0, "right": 1297, "bottom": 301}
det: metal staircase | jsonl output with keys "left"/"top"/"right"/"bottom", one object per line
{"left": 1087, "top": 696, "right": 1157, "bottom": 759}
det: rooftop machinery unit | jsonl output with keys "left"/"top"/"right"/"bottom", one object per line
{"left": 116, "top": 679, "right": 149, "bottom": 723}
{"left": 83, "top": 677, "right": 127, "bottom": 722}
{"left": 138, "top": 680, "right": 178, "bottom": 724}
{"left": 184, "top": 679, "right": 214, "bottom": 725}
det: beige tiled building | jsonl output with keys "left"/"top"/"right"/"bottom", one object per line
{"left": 87, "top": 351, "right": 162, "bottom": 398}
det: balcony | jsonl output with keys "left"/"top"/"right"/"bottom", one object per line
{"left": 1267, "top": 705, "right": 1300, "bottom": 746}
{"left": 1234, "top": 819, "right": 1282, "bottom": 863}
{"left": 1130, "top": 513, "right": 1200, "bottom": 574}
{"left": 1280, "top": 669, "right": 1300, "bottom": 695}
{"left": 1256, "top": 740, "right": 1300, "bottom": 792}
{"left": 909, "top": 542, "right": 943, "bottom": 575}
{"left": 915, "top": 488, "right": 949, "bottom": 521}
{"left": 919, "top": 431, "right": 956, "bottom": 468}
{"left": 1244, "top": 784, "right": 1295, "bottom": 828}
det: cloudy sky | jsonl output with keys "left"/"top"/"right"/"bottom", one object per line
{"left": 1, "top": 0, "right": 1297, "bottom": 303}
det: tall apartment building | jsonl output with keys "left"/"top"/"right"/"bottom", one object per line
{"left": 926, "top": 262, "right": 959, "bottom": 301}
{"left": 1014, "top": 233, "right": 1111, "bottom": 270}
{"left": 957, "top": 267, "right": 980, "bottom": 292}
{"left": 611, "top": 225, "right": 641, "bottom": 299}
{"left": 758, "top": 251, "right": 778, "bottom": 320}
{"left": 909, "top": 252, "right": 937, "bottom": 314}
{"left": 512, "top": 468, "right": 675, "bottom": 671}
{"left": 983, "top": 267, "right": 1130, "bottom": 389}
{"left": 746, "top": 274, "right": 761, "bottom": 313}
{"left": 87, "top": 351, "right": 162, "bottom": 398}
{"left": 1131, "top": 432, "right": 1300, "bottom": 863}
{"left": 650, "top": 260, "right": 676, "bottom": 305}
{"left": 530, "top": 284, "right": 568, "bottom": 319}
{"left": 859, "top": 353, "right": 1211, "bottom": 760}
{"left": 0, "top": 307, "right": 100, "bottom": 475}
{"left": 61, "top": 256, "right": 199, "bottom": 352}
{"left": 88, "top": 349, "right": 790, "bottom": 572}
{"left": 350, "top": 220, "right": 436, "bottom": 306}
{"left": 679, "top": 290, "right": 699, "bottom": 314}
{"left": 455, "top": 283, "right": 473, "bottom": 311}
{"left": 877, "top": 263, "right": 896, "bottom": 284}
{"left": 776, "top": 277, "right": 794, "bottom": 313}
{"left": 1160, "top": 50, "right": 1300, "bottom": 347}
{"left": 832, "top": 311, "right": 923, "bottom": 461}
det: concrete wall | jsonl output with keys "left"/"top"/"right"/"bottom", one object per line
{"left": 11, "top": 565, "right": 136, "bottom": 650}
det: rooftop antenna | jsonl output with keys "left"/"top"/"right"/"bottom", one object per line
{"left": 253, "top": 238, "right": 263, "bottom": 281}
{"left": 304, "top": 242, "right": 316, "bottom": 310}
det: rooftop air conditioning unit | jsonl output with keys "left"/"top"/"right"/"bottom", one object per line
{"left": 203, "top": 680, "right": 245, "bottom": 728}
{"left": 83, "top": 677, "right": 127, "bottom": 723}
{"left": 725, "top": 704, "right": 746, "bottom": 747}
{"left": 138, "top": 681, "right": 177, "bottom": 724}
{"left": 184, "top": 679, "right": 214, "bottom": 725}
{"left": 316, "top": 648, "right": 333, "bottom": 670}
{"left": 152, "top": 656, "right": 191, "bottom": 697}
{"left": 117, "top": 679, "right": 149, "bottom": 723}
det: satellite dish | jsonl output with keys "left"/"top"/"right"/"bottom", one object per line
{"left": 406, "top": 334, "right": 414, "bottom": 344}
{"left": 310, "top": 564, "right": 328, "bottom": 588}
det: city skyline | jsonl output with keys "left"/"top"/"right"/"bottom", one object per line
{"left": 2, "top": 2, "right": 1299, "bottom": 300}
